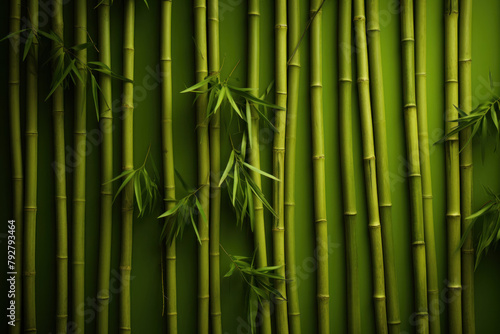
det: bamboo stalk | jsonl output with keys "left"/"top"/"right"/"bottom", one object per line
{"left": 415, "top": 1, "right": 441, "bottom": 333}
{"left": 310, "top": 1, "right": 329, "bottom": 333}
{"left": 8, "top": 0, "right": 22, "bottom": 332}
{"left": 207, "top": 0, "right": 222, "bottom": 332}
{"left": 120, "top": 0, "right": 135, "bottom": 333}
{"left": 352, "top": 1, "right": 387, "bottom": 332}
{"left": 24, "top": 0, "right": 39, "bottom": 332}
{"left": 247, "top": 1, "right": 272, "bottom": 332}
{"left": 161, "top": 1, "right": 177, "bottom": 333}
{"left": 400, "top": 1, "right": 429, "bottom": 333}
{"left": 339, "top": 0, "right": 361, "bottom": 332}
{"left": 366, "top": 1, "right": 401, "bottom": 332}
{"left": 51, "top": 1, "right": 68, "bottom": 332}
{"left": 444, "top": 1, "right": 462, "bottom": 332}
{"left": 273, "top": 0, "right": 289, "bottom": 332}
{"left": 72, "top": 0, "right": 87, "bottom": 331}
{"left": 459, "top": 0, "right": 474, "bottom": 333}
{"left": 194, "top": 1, "right": 210, "bottom": 333}
{"left": 285, "top": 0, "right": 301, "bottom": 332}
{"left": 96, "top": 1, "right": 113, "bottom": 333}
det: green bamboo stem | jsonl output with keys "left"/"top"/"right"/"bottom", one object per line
{"left": 273, "top": 0, "right": 289, "bottom": 332}
{"left": 310, "top": 1, "right": 329, "bottom": 333}
{"left": 72, "top": 0, "right": 87, "bottom": 331}
{"left": 194, "top": 1, "right": 210, "bottom": 333}
{"left": 247, "top": 1, "right": 272, "bottom": 332}
{"left": 285, "top": 0, "right": 301, "bottom": 332}
{"left": 8, "top": 0, "right": 22, "bottom": 332}
{"left": 459, "top": 0, "right": 474, "bottom": 333}
{"left": 339, "top": 0, "right": 361, "bottom": 333}
{"left": 400, "top": 2, "right": 429, "bottom": 333}
{"left": 207, "top": 1, "right": 222, "bottom": 332}
{"left": 415, "top": 1, "right": 441, "bottom": 333}
{"left": 161, "top": 1, "right": 177, "bottom": 333}
{"left": 444, "top": 1, "right": 462, "bottom": 332}
{"left": 120, "top": 0, "right": 135, "bottom": 333}
{"left": 51, "top": 1, "right": 68, "bottom": 332}
{"left": 24, "top": 0, "right": 39, "bottom": 332}
{"left": 366, "top": 1, "right": 401, "bottom": 332}
{"left": 353, "top": 1, "right": 387, "bottom": 332}
{"left": 96, "top": 1, "right": 113, "bottom": 333}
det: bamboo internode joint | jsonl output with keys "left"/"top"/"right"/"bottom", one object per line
{"left": 120, "top": 265, "right": 132, "bottom": 271}
{"left": 462, "top": 248, "right": 474, "bottom": 254}
{"left": 312, "top": 154, "right": 325, "bottom": 160}
{"left": 317, "top": 294, "right": 330, "bottom": 300}
{"left": 353, "top": 15, "right": 365, "bottom": 22}
{"left": 459, "top": 58, "right": 472, "bottom": 63}
{"left": 56, "top": 255, "right": 68, "bottom": 259}
{"left": 23, "top": 271, "right": 36, "bottom": 277}
{"left": 415, "top": 72, "right": 427, "bottom": 77}
{"left": 373, "top": 295, "right": 387, "bottom": 301}
{"left": 357, "top": 78, "right": 369, "bottom": 83}
{"left": 404, "top": 103, "right": 417, "bottom": 109}
{"left": 344, "top": 211, "right": 357, "bottom": 216}
{"left": 275, "top": 24, "right": 287, "bottom": 29}
{"left": 56, "top": 314, "right": 69, "bottom": 319}
{"left": 24, "top": 328, "right": 37, "bottom": 333}
{"left": 248, "top": 11, "right": 260, "bottom": 17}
{"left": 315, "top": 218, "right": 327, "bottom": 224}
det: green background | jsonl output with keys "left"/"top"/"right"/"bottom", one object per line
{"left": 1, "top": 0, "right": 500, "bottom": 333}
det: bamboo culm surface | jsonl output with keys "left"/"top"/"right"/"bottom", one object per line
{"left": 285, "top": 0, "right": 301, "bottom": 332}
{"left": 9, "top": 0, "right": 22, "bottom": 333}
{"left": 161, "top": 1, "right": 177, "bottom": 333}
{"left": 207, "top": 1, "right": 222, "bottom": 333}
{"left": 247, "top": 1, "right": 272, "bottom": 332}
{"left": 366, "top": 0, "right": 401, "bottom": 332}
{"left": 445, "top": 1, "right": 463, "bottom": 332}
{"left": 310, "top": 1, "right": 329, "bottom": 333}
{"left": 24, "top": 0, "right": 39, "bottom": 332}
{"left": 120, "top": 0, "right": 135, "bottom": 333}
{"left": 459, "top": 0, "right": 474, "bottom": 333}
{"left": 353, "top": 0, "right": 388, "bottom": 332}
{"left": 194, "top": 1, "right": 210, "bottom": 333}
{"left": 96, "top": 1, "right": 113, "bottom": 333}
{"left": 339, "top": 0, "right": 361, "bottom": 332}
{"left": 415, "top": 1, "right": 440, "bottom": 332}
{"left": 273, "top": 0, "right": 289, "bottom": 333}
{"left": 52, "top": 1, "right": 69, "bottom": 332}
{"left": 73, "top": 0, "right": 87, "bottom": 331}
{"left": 400, "top": 1, "right": 429, "bottom": 333}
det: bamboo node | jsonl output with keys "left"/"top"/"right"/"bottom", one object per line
{"left": 416, "top": 72, "right": 427, "bottom": 77}
{"left": 357, "top": 78, "right": 369, "bottom": 83}
{"left": 56, "top": 255, "right": 69, "bottom": 259}
{"left": 404, "top": 103, "right": 417, "bottom": 109}
{"left": 388, "top": 320, "right": 402, "bottom": 325}
{"left": 198, "top": 295, "right": 210, "bottom": 300}
{"left": 73, "top": 261, "right": 85, "bottom": 265}
{"left": 344, "top": 211, "right": 357, "bottom": 217}
{"left": 445, "top": 78, "right": 459, "bottom": 84}
{"left": 373, "top": 295, "right": 386, "bottom": 301}
{"left": 363, "top": 155, "right": 376, "bottom": 161}
{"left": 23, "top": 271, "right": 36, "bottom": 277}
{"left": 379, "top": 203, "right": 392, "bottom": 208}
{"left": 461, "top": 248, "right": 474, "bottom": 254}
{"left": 339, "top": 78, "right": 352, "bottom": 83}
{"left": 312, "top": 154, "right": 325, "bottom": 160}
{"left": 315, "top": 219, "right": 327, "bottom": 224}
{"left": 24, "top": 328, "right": 37, "bottom": 333}
{"left": 119, "top": 327, "right": 132, "bottom": 331}
{"left": 401, "top": 37, "right": 415, "bottom": 43}
{"left": 446, "top": 213, "right": 461, "bottom": 218}
{"left": 422, "top": 194, "right": 433, "bottom": 199}
{"left": 248, "top": 11, "right": 260, "bottom": 17}
{"left": 317, "top": 294, "right": 330, "bottom": 301}
{"left": 412, "top": 241, "right": 425, "bottom": 246}
{"left": 120, "top": 265, "right": 132, "bottom": 271}
{"left": 367, "top": 27, "right": 381, "bottom": 33}
{"left": 353, "top": 16, "right": 365, "bottom": 22}
{"left": 284, "top": 202, "right": 295, "bottom": 207}
{"left": 459, "top": 58, "right": 472, "bottom": 63}
{"left": 446, "top": 285, "right": 462, "bottom": 291}
{"left": 275, "top": 24, "right": 287, "bottom": 29}
{"left": 56, "top": 314, "right": 68, "bottom": 319}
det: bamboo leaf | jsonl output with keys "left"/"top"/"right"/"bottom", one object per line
{"left": 46, "top": 58, "right": 76, "bottom": 100}
{"left": 242, "top": 162, "right": 280, "bottom": 181}
{"left": 134, "top": 175, "right": 143, "bottom": 212}
{"left": 195, "top": 197, "right": 207, "bottom": 224}
{"left": 90, "top": 73, "right": 100, "bottom": 121}
{"left": 23, "top": 31, "right": 34, "bottom": 61}
{"left": 180, "top": 74, "right": 216, "bottom": 93}
{"left": 112, "top": 170, "right": 136, "bottom": 203}
{"left": 219, "top": 150, "right": 235, "bottom": 186}
{"left": 233, "top": 167, "right": 239, "bottom": 206}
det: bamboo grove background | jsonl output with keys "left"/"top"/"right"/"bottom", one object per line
{"left": 1, "top": 0, "right": 500, "bottom": 333}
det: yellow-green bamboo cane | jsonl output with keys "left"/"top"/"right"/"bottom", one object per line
{"left": 415, "top": 1, "right": 440, "bottom": 332}
{"left": 207, "top": 1, "right": 222, "bottom": 332}
{"left": 194, "top": 1, "right": 210, "bottom": 333}
{"left": 24, "top": 0, "right": 39, "bottom": 332}
{"left": 96, "top": 1, "right": 113, "bottom": 333}
{"left": 285, "top": 0, "right": 301, "bottom": 332}
{"left": 459, "top": 0, "right": 474, "bottom": 333}
{"left": 120, "top": 0, "right": 135, "bottom": 333}
{"left": 8, "top": 1, "right": 22, "bottom": 333}
{"left": 400, "top": 1, "right": 429, "bottom": 333}
{"left": 73, "top": 0, "right": 87, "bottom": 331}
{"left": 339, "top": 0, "right": 361, "bottom": 332}
{"left": 310, "top": 1, "right": 329, "bottom": 333}
{"left": 161, "top": 1, "right": 177, "bottom": 333}
{"left": 353, "top": 1, "right": 387, "bottom": 332}
{"left": 52, "top": 1, "right": 68, "bottom": 332}
{"left": 273, "top": 0, "right": 289, "bottom": 332}
{"left": 444, "top": 1, "right": 462, "bottom": 332}
{"left": 366, "top": 1, "right": 401, "bottom": 332}
{"left": 247, "top": 1, "right": 272, "bottom": 332}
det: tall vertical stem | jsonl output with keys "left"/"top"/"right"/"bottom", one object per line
{"left": 444, "top": 1, "right": 462, "bottom": 332}
{"left": 285, "top": 0, "right": 301, "bottom": 332}
{"left": 310, "top": 1, "right": 329, "bottom": 333}
{"left": 52, "top": 0, "right": 68, "bottom": 332}
{"left": 274, "top": 0, "right": 289, "bottom": 332}
{"left": 339, "top": 0, "right": 361, "bottom": 332}
{"left": 353, "top": 1, "right": 387, "bottom": 332}
{"left": 366, "top": 1, "right": 401, "bottom": 332}
{"left": 24, "top": 0, "right": 39, "bottom": 332}
{"left": 459, "top": 0, "right": 474, "bottom": 333}
{"left": 247, "top": 1, "right": 272, "bottom": 332}
{"left": 8, "top": 0, "right": 22, "bottom": 332}
{"left": 161, "top": 1, "right": 177, "bottom": 333}
{"left": 120, "top": 0, "right": 135, "bottom": 333}
{"left": 400, "top": 1, "right": 429, "bottom": 333}
{"left": 415, "top": 1, "right": 441, "bottom": 332}
{"left": 96, "top": 1, "right": 113, "bottom": 333}
{"left": 193, "top": 1, "right": 210, "bottom": 333}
